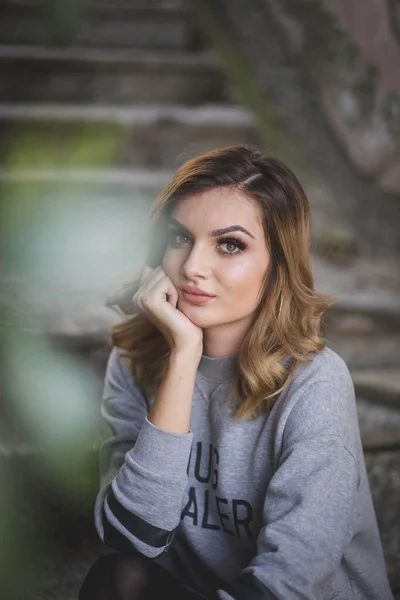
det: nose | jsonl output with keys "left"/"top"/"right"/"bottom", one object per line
{"left": 182, "top": 242, "right": 210, "bottom": 280}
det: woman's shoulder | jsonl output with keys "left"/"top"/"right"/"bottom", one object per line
{"left": 104, "top": 346, "right": 146, "bottom": 399}
{"left": 289, "top": 345, "right": 353, "bottom": 393}
{"left": 276, "top": 346, "right": 358, "bottom": 448}
{"left": 105, "top": 345, "right": 131, "bottom": 380}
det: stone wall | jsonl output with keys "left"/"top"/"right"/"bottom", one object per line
{"left": 202, "top": 0, "right": 400, "bottom": 255}
{"left": 277, "top": 0, "right": 400, "bottom": 195}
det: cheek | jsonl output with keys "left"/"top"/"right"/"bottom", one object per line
{"left": 162, "top": 249, "right": 176, "bottom": 275}
{"left": 222, "top": 262, "right": 265, "bottom": 295}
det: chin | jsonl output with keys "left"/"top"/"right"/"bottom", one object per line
{"left": 179, "top": 305, "right": 215, "bottom": 328}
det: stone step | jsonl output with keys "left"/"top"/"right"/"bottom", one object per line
{"left": 363, "top": 450, "right": 400, "bottom": 589}
{"left": 0, "top": 166, "right": 174, "bottom": 186}
{"left": 0, "top": 46, "right": 229, "bottom": 104}
{"left": 325, "top": 300, "right": 400, "bottom": 335}
{"left": 0, "top": 104, "right": 256, "bottom": 168}
{"left": 312, "top": 254, "right": 400, "bottom": 336}
{"left": 323, "top": 302, "right": 400, "bottom": 371}
{"left": 361, "top": 430, "right": 400, "bottom": 452}
{"left": 0, "top": 0, "right": 185, "bottom": 6}
{"left": 0, "top": 2, "right": 198, "bottom": 50}
{"left": 327, "top": 332, "right": 400, "bottom": 372}
{"left": 0, "top": 166, "right": 173, "bottom": 208}
{"left": 356, "top": 397, "right": 400, "bottom": 432}
{"left": 352, "top": 370, "right": 400, "bottom": 408}
{"left": 27, "top": 538, "right": 111, "bottom": 600}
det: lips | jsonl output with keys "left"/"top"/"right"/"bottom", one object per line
{"left": 180, "top": 285, "right": 215, "bottom": 297}
{"left": 180, "top": 286, "right": 216, "bottom": 305}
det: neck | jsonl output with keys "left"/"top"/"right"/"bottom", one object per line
{"left": 202, "top": 317, "right": 252, "bottom": 358}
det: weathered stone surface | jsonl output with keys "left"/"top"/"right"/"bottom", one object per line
{"left": 4, "top": 0, "right": 185, "bottom": 5}
{"left": 0, "top": 104, "right": 257, "bottom": 168}
{"left": 318, "top": 83, "right": 398, "bottom": 178}
{"left": 0, "top": 3, "right": 195, "bottom": 50}
{"left": 0, "top": 166, "right": 174, "bottom": 186}
{"left": 328, "top": 334, "right": 400, "bottom": 372}
{"left": 357, "top": 399, "right": 400, "bottom": 433}
{"left": 379, "top": 160, "right": 400, "bottom": 196}
{"left": 210, "top": 0, "right": 400, "bottom": 256}
{"left": 352, "top": 370, "right": 400, "bottom": 407}
{"left": 364, "top": 450, "right": 400, "bottom": 588}
{"left": 324, "top": 0, "right": 400, "bottom": 189}
{"left": 271, "top": 0, "right": 400, "bottom": 195}
{"left": 0, "top": 46, "right": 228, "bottom": 104}
{"left": 361, "top": 429, "right": 400, "bottom": 452}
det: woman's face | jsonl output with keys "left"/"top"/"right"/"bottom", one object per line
{"left": 162, "top": 187, "right": 271, "bottom": 332}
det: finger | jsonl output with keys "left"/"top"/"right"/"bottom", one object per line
{"left": 140, "top": 266, "right": 168, "bottom": 293}
{"left": 165, "top": 277, "right": 179, "bottom": 308}
{"left": 134, "top": 266, "right": 165, "bottom": 309}
{"left": 147, "top": 274, "right": 178, "bottom": 308}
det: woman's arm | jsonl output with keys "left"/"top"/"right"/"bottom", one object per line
{"left": 94, "top": 347, "right": 196, "bottom": 558}
{"left": 148, "top": 347, "right": 200, "bottom": 434}
{"left": 217, "top": 380, "right": 361, "bottom": 600}
{"left": 218, "top": 435, "right": 358, "bottom": 599}
{"left": 96, "top": 266, "right": 204, "bottom": 556}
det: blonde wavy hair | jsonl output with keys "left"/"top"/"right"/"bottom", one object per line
{"left": 106, "top": 145, "right": 335, "bottom": 420}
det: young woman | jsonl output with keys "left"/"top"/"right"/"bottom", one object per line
{"left": 79, "top": 146, "right": 393, "bottom": 600}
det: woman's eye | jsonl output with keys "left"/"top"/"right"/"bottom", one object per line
{"left": 170, "top": 231, "right": 190, "bottom": 245}
{"left": 218, "top": 239, "right": 246, "bottom": 255}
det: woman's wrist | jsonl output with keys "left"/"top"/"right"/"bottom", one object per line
{"left": 170, "top": 344, "right": 203, "bottom": 368}
{"left": 148, "top": 346, "right": 201, "bottom": 434}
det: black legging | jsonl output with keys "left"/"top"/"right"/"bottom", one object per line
{"left": 78, "top": 552, "right": 211, "bottom": 600}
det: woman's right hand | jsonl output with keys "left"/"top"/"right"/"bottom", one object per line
{"left": 133, "top": 266, "right": 203, "bottom": 357}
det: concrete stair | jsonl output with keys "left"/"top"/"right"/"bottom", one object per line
{"left": 0, "top": 104, "right": 256, "bottom": 167}
{"left": 1, "top": 0, "right": 400, "bottom": 598}
{"left": 0, "top": 45, "right": 229, "bottom": 104}
{"left": 353, "top": 370, "right": 400, "bottom": 406}
{"left": 0, "top": 1, "right": 198, "bottom": 50}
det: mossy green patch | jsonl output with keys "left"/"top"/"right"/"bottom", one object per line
{"left": 3, "top": 121, "right": 124, "bottom": 170}
{"left": 39, "top": 0, "right": 84, "bottom": 47}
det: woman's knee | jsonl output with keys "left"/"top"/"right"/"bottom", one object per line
{"left": 78, "top": 552, "right": 150, "bottom": 600}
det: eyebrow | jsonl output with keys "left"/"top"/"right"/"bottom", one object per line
{"left": 169, "top": 217, "right": 256, "bottom": 239}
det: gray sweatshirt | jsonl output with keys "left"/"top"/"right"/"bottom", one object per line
{"left": 94, "top": 346, "right": 393, "bottom": 600}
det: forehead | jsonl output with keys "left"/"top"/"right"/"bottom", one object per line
{"left": 171, "top": 187, "right": 263, "bottom": 229}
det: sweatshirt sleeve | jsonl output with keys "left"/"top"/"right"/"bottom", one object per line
{"left": 94, "top": 347, "right": 193, "bottom": 557}
{"left": 218, "top": 380, "right": 359, "bottom": 600}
